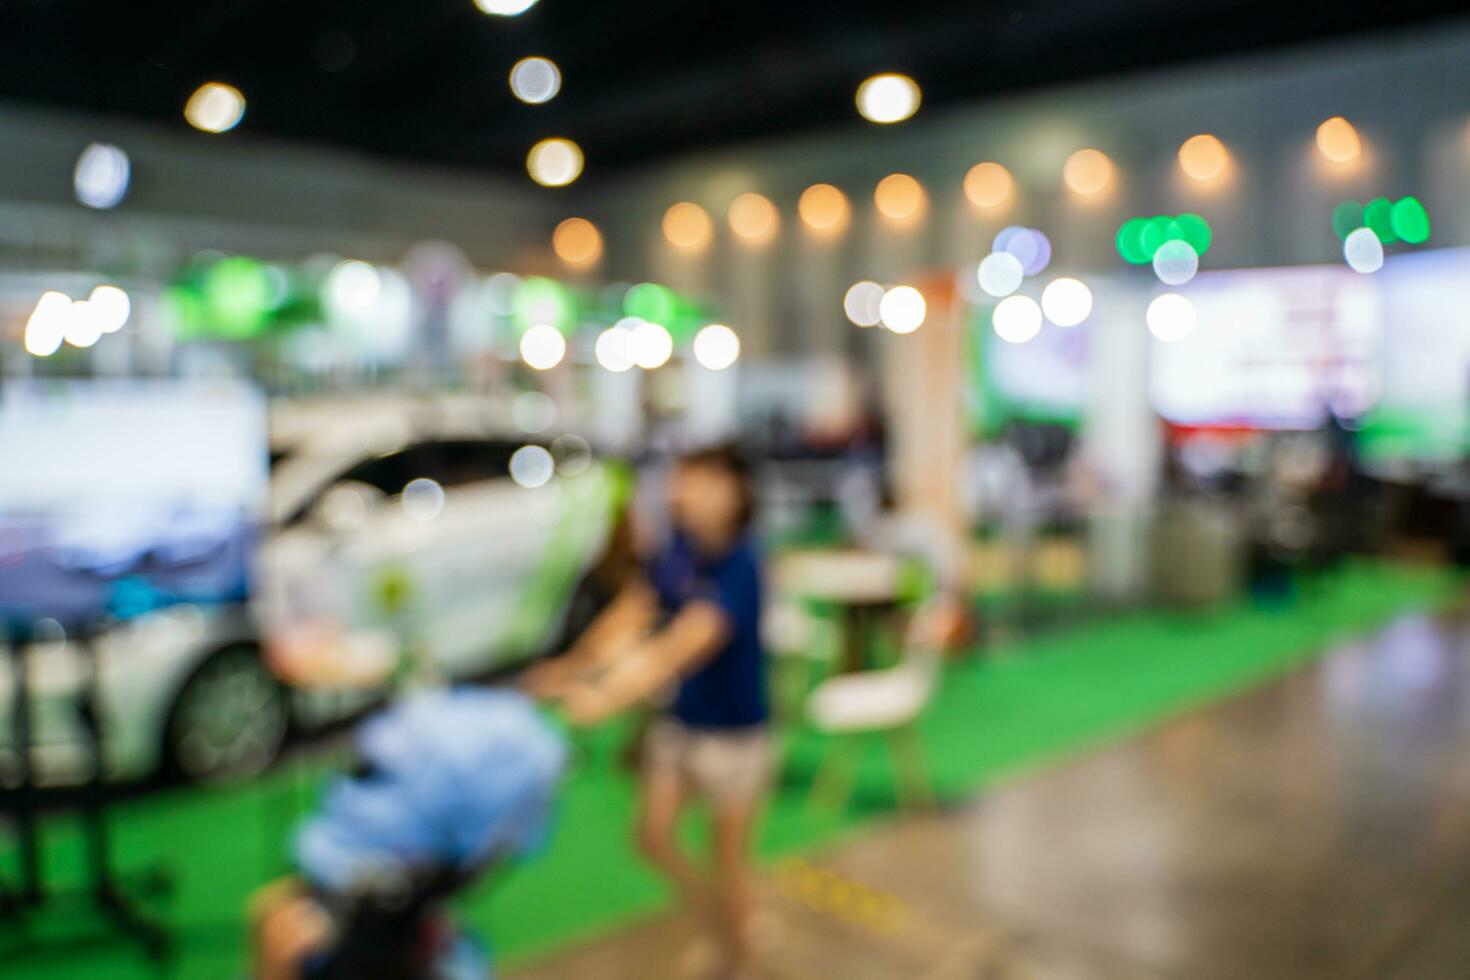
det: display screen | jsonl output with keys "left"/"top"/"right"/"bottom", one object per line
{"left": 968, "top": 308, "right": 1088, "bottom": 435}
{"left": 0, "top": 379, "right": 268, "bottom": 628}
{"left": 1148, "top": 247, "right": 1470, "bottom": 462}
{"left": 1150, "top": 263, "right": 1381, "bottom": 430}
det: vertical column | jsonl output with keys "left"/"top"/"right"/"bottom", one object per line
{"left": 883, "top": 273, "right": 967, "bottom": 536}
{"left": 1082, "top": 279, "right": 1159, "bottom": 602}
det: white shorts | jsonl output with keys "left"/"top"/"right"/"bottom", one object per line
{"left": 644, "top": 717, "right": 772, "bottom": 809}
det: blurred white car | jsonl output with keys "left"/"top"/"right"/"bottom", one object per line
{"left": 0, "top": 430, "right": 614, "bottom": 786}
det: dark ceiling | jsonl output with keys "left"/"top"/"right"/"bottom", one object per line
{"left": 1, "top": 0, "right": 1466, "bottom": 183}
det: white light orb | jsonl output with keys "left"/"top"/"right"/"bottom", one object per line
{"left": 475, "top": 0, "right": 538, "bottom": 14}
{"left": 401, "top": 478, "right": 446, "bottom": 521}
{"left": 512, "top": 391, "right": 557, "bottom": 433}
{"left": 519, "top": 323, "right": 567, "bottom": 370}
{"left": 88, "top": 285, "right": 131, "bottom": 333}
{"left": 73, "top": 143, "right": 130, "bottom": 209}
{"left": 1040, "top": 278, "right": 1093, "bottom": 327}
{"left": 24, "top": 291, "right": 71, "bottom": 357}
{"left": 510, "top": 445, "right": 556, "bottom": 488}
{"left": 855, "top": 73, "right": 921, "bottom": 124}
{"left": 594, "top": 324, "right": 636, "bottom": 372}
{"left": 63, "top": 300, "right": 105, "bottom": 348}
{"left": 1152, "top": 239, "right": 1199, "bottom": 286}
{"left": 879, "top": 285, "right": 926, "bottom": 334}
{"left": 992, "top": 295, "right": 1043, "bottom": 344}
{"left": 843, "top": 280, "right": 885, "bottom": 327}
{"left": 629, "top": 320, "right": 674, "bottom": 369}
{"left": 997, "top": 227, "right": 1052, "bottom": 276}
{"left": 977, "top": 252, "right": 1024, "bottom": 298}
{"left": 325, "top": 260, "right": 381, "bottom": 317}
{"left": 693, "top": 323, "right": 741, "bottom": 370}
{"left": 1343, "top": 227, "right": 1384, "bottom": 274}
{"left": 1147, "top": 293, "right": 1197, "bottom": 342}
{"left": 510, "top": 57, "right": 561, "bottom": 104}
{"left": 526, "top": 137, "right": 583, "bottom": 187}
{"left": 184, "top": 82, "right": 245, "bottom": 134}
{"left": 62, "top": 302, "right": 102, "bottom": 348}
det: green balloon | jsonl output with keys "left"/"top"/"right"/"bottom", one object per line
{"left": 1116, "top": 218, "right": 1150, "bottom": 265}
{"left": 1390, "top": 196, "right": 1431, "bottom": 245}
{"left": 1330, "top": 201, "right": 1364, "bottom": 241}
{"left": 1363, "top": 197, "right": 1398, "bottom": 245}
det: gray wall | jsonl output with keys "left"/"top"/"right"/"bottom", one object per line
{"left": 0, "top": 102, "right": 561, "bottom": 274}
{"left": 580, "top": 18, "right": 1470, "bottom": 357}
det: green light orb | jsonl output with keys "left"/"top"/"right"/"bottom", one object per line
{"left": 1330, "top": 201, "right": 1364, "bottom": 241}
{"left": 623, "top": 282, "right": 678, "bottom": 325}
{"left": 1116, "top": 218, "right": 1150, "bottom": 264}
{"left": 1174, "top": 213, "right": 1212, "bottom": 255}
{"left": 203, "top": 257, "right": 272, "bottom": 339}
{"left": 1139, "top": 216, "right": 1172, "bottom": 260}
{"left": 162, "top": 284, "right": 206, "bottom": 341}
{"left": 1390, "top": 196, "right": 1431, "bottom": 245}
{"left": 514, "top": 276, "right": 575, "bottom": 334}
{"left": 1363, "top": 197, "right": 1399, "bottom": 245}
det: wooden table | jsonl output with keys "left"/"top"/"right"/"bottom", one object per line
{"left": 775, "top": 550, "right": 906, "bottom": 673}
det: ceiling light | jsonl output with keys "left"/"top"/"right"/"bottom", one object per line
{"left": 552, "top": 217, "right": 602, "bottom": 266}
{"left": 879, "top": 286, "right": 926, "bottom": 334}
{"left": 475, "top": 0, "right": 539, "bottom": 15}
{"left": 798, "top": 183, "right": 850, "bottom": 238}
{"left": 1062, "top": 148, "right": 1113, "bottom": 196}
{"left": 728, "top": 192, "right": 779, "bottom": 246}
{"left": 73, "top": 143, "right": 130, "bottom": 209}
{"left": 527, "top": 138, "right": 583, "bottom": 187}
{"left": 510, "top": 57, "right": 561, "bottom": 104}
{"left": 692, "top": 324, "right": 741, "bottom": 370}
{"left": 663, "top": 202, "right": 713, "bottom": 253}
{"left": 856, "top": 73, "right": 921, "bottom": 124}
{"left": 963, "top": 162, "right": 1013, "bottom": 209}
{"left": 519, "top": 323, "right": 567, "bottom": 370}
{"left": 843, "top": 281, "right": 884, "bottom": 327}
{"left": 184, "top": 82, "right": 245, "bottom": 134}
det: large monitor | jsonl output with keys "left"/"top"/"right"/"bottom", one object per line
{"left": 0, "top": 379, "right": 268, "bottom": 630}
{"left": 1148, "top": 247, "right": 1470, "bottom": 463}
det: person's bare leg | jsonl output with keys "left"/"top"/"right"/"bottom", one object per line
{"left": 637, "top": 768, "right": 707, "bottom": 911}
{"left": 711, "top": 798, "right": 760, "bottom": 976}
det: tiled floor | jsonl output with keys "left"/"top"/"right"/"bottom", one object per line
{"left": 511, "top": 613, "right": 1470, "bottom": 979}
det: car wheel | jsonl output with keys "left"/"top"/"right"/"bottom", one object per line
{"left": 163, "top": 644, "right": 287, "bottom": 782}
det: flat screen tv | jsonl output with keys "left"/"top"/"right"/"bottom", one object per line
{"left": 0, "top": 379, "right": 267, "bottom": 630}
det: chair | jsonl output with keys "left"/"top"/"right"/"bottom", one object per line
{"left": 802, "top": 597, "right": 951, "bottom": 812}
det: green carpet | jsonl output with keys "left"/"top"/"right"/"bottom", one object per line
{"left": 0, "top": 561, "right": 1457, "bottom": 979}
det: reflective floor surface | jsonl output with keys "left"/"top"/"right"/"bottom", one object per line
{"left": 510, "top": 612, "right": 1470, "bottom": 979}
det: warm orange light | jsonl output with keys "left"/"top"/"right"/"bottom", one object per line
{"left": 1062, "top": 148, "right": 1114, "bottom": 197}
{"left": 1316, "top": 116, "right": 1361, "bottom": 164}
{"left": 728, "top": 192, "right": 779, "bottom": 246}
{"left": 798, "top": 183, "right": 850, "bottom": 237}
{"left": 963, "top": 161, "right": 1013, "bottom": 208}
{"left": 874, "top": 173, "right": 926, "bottom": 223}
{"left": 1178, "top": 134, "right": 1228, "bottom": 182}
{"left": 663, "top": 202, "right": 713, "bottom": 253}
{"left": 552, "top": 217, "right": 602, "bottom": 266}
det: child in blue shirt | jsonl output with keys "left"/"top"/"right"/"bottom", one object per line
{"left": 530, "top": 445, "right": 768, "bottom": 978}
